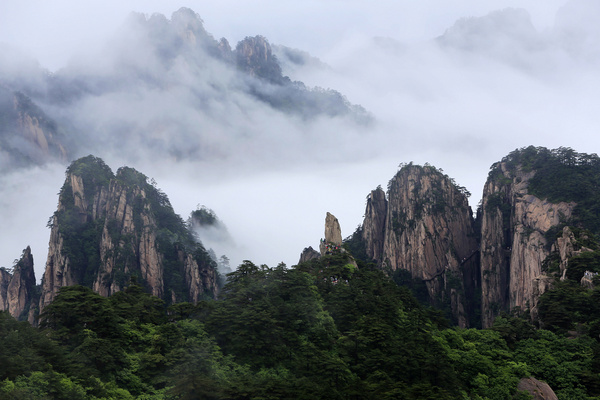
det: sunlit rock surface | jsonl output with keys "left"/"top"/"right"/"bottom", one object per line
{"left": 480, "top": 162, "right": 576, "bottom": 327}
{"left": 0, "top": 247, "right": 37, "bottom": 322}
{"left": 361, "top": 165, "right": 478, "bottom": 327}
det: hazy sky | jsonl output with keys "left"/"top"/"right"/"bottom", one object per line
{"left": 1, "top": 0, "right": 599, "bottom": 280}
{"left": 0, "top": 1, "right": 567, "bottom": 71}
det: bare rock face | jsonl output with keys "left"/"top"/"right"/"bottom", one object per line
{"left": 92, "top": 176, "right": 165, "bottom": 298}
{"left": 39, "top": 155, "right": 219, "bottom": 310}
{"left": 0, "top": 247, "right": 37, "bottom": 322}
{"left": 40, "top": 158, "right": 113, "bottom": 308}
{"left": 362, "top": 186, "right": 387, "bottom": 261}
{"left": 320, "top": 212, "right": 344, "bottom": 256}
{"left": 0, "top": 269, "right": 10, "bottom": 312}
{"left": 517, "top": 377, "right": 558, "bottom": 400}
{"left": 325, "top": 212, "right": 343, "bottom": 246}
{"left": 362, "top": 165, "right": 478, "bottom": 327}
{"left": 480, "top": 162, "right": 575, "bottom": 327}
{"left": 581, "top": 271, "right": 598, "bottom": 290}
{"left": 7, "top": 247, "right": 36, "bottom": 320}
{"left": 299, "top": 246, "right": 321, "bottom": 264}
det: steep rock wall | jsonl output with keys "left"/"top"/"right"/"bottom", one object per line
{"left": 320, "top": 212, "right": 348, "bottom": 257}
{"left": 40, "top": 156, "right": 219, "bottom": 310}
{"left": 362, "top": 165, "right": 478, "bottom": 327}
{"left": 40, "top": 161, "right": 113, "bottom": 309}
{"left": 7, "top": 247, "right": 36, "bottom": 320}
{"left": 362, "top": 186, "right": 387, "bottom": 261}
{"left": 0, "top": 247, "right": 37, "bottom": 322}
{"left": 480, "top": 163, "right": 575, "bottom": 327}
{"left": 0, "top": 269, "right": 10, "bottom": 312}
{"left": 93, "top": 180, "right": 164, "bottom": 298}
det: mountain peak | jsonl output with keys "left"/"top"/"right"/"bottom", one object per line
{"left": 39, "top": 156, "right": 220, "bottom": 311}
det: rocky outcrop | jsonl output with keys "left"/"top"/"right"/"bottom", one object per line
{"left": 299, "top": 246, "right": 320, "bottom": 264}
{"left": 325, "top": 212, "right": 343, "bottom": 245}
{"left": 92, "top": 177, "right": 164, "bottom": 298}
{"left": 39, "top": 155, "right": 220, "bottom": 310}
{"left": 0, "top": 269, "right": 10, "bottom": 313}
{"left": 0, "top": 247, "right": 38, "bottom": 322}
{"left": 552, "top": 226, "right": 594, "bottom": 279}
{"left": 517, "top": 377, "right": 558, "bottom": 400}
{"left": 581, "top": 271, "right": 598, "bottom": 290}
{"left": 235, "top": 36, "right": 285, "bottom": 83}
{"left": 362, "top": 186, "right": 387, "bottom": 261}
{"left": 7, "top": 247, "right": 36, "bottom": 321}
{"left": 361, "top": 165, "right": 478, "bottom": 327}
{"left": 40, "top": 159, "right": 113, "bottom": 308}
{"left": 480, "top": 162, "right": 576, "bottom": 327}
{"left": 320, "top": 212, "right": 344, "bottom": 256}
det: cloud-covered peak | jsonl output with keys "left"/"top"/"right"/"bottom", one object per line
{"left": 438, "top": 8, "right": 539, "bottom": 51}
{"left": 436, "top": 8, "right": 548, "bottom": 71}
{"left": 554, "top": 0, "right": 600, "bottom": 62}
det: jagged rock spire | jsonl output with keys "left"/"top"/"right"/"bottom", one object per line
{"left": 324, "top": 212, "right": 343, "bottom": 246}
{"left": 0, "top": 246, "right": 37, "bottom": 322}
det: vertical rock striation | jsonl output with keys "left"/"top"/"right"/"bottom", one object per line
{"left": 362, "top": 186, "right": 387, "bottom": 262}
{"left": 0, "top": 247, "right": 37, "bottom": 322}
{"left": 361, "top": 164, "right": 478, "bottom": 327}
{"left": 7, "top": 247, "right": 36, "bottom": 321}
{"left": 480, "top": 151, "right": 577, "bottom": 327}
{"left": 39, "top": 155, "right": 219, "bottom": 311}
{"left": 320, "top": 212, "right": 345, "bottom": 256}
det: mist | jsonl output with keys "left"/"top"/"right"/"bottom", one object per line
{"left": 1, "top": 1, "right": 600, "bottom": 281}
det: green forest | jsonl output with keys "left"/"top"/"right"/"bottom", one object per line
{"left": 2, "top": 250, "right": 600, "bottom": 399}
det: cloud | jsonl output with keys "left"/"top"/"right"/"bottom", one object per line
{"left": 0, "top": 163, "right": 65, "bottom": 279}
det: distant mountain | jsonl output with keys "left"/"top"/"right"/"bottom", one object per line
{"left": 0, "top": 86, "right": 67, "bottom": 169}
{"left": 0, "top": 7, "right": 370, "bottom": 171}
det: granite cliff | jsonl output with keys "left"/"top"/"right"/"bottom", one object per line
{"left": 360, "top": 164, "right": 478, "bottom": 326}
{"left": 351, "top": 147, "right": 600, "bottom": 328}
{"left": 0, "top": 247, "right": 37, "bottom": 323}
{"left": 479, "top": 160, "right": 573, "bottom": 326}
{"left": 479, "top": 146, "right": 600, "bottom": 326}
{"left": 39, "top": 155, "right": 219, "bottom": 311}
{"left": 3, "top": 147, "right": 600, "bottom": 330}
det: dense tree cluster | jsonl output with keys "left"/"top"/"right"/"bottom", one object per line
{"left": 1, "top": 251, "right": 600, "bottom": 399}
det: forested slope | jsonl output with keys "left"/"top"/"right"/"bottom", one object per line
{"left": 2, "top": 250, "right": 600, "bottom": 399}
